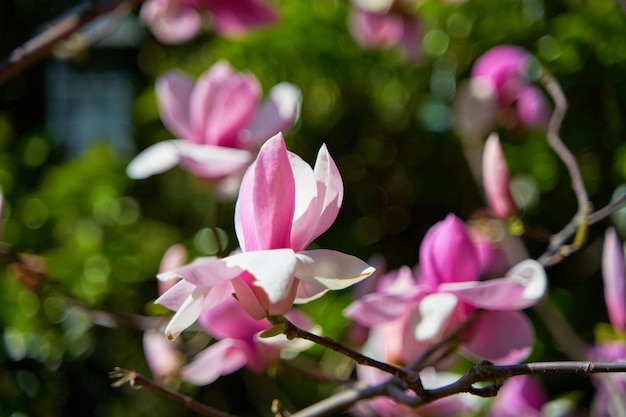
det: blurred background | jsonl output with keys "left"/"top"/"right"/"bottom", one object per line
{"left": 1, "top": 0, "right": 626, "bottom": 416}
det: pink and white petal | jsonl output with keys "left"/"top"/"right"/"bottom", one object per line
{"left": 126, "top": 140, "right": 183, "bottom": 179}
{"left": 171, "top": 256, "right": 244, "bottom": 287}
{"left": 226, "top": 249, "right": 298, "bottom": 303}
{"left": 189, "top": 61, "right": 235, "bottom": 144}
{"left": 159, "top": 244, "right": 187, "bottom": 273}
{"left": 204, "top": 73, "right": 261, "bottom": 147}
{"left": 244, "top": 82, "right": 302, "bottom": 145}
{"left": 294, "top": 281, "right": 328, "bottom": 304}
{"left": 201, "top": 282, "right": 235, "bottom": 311}
{"left": 235, "top": 133, "right": 295, "bottom": 251}
{"left": 288, "top": 151, "right": 320, "bottom": 251}
{"left": 143, "top": 330, "right": 181, "bottom": 381}
{"left": 295, "top": 249, "right": 375, "bottom": 290}
{"left": 310, "top": 144, "right": 344, "bottom": 241}
{"left": 180, "top": 339, "right": 250, "bottom": 385}
{"left": 148, "top": 6, "right": 202, "bottom": 44}
{"left": 156, "top": 72, "right": 195, "bottom": 139}
{"left": 199, "top": 296, "right": 270, "bottom": 340}
{"left": 602, "top": 228, "right": 626, "bottom": 330}
{"left": 178, "top": 143, "right": 253, "bottom": 178}
{"left": 461, "top": 310, "right": 534, "bottom": 364}
{"left": 163, "top": 288, "right": 207, "bottom": 340}
{"left": 410, "top": 292, "right": 458, "bottom": 341}
{"left": 208, "top": 0, "right": 279, "bottom": 36}
{"left": 344, "top": 290, "right": 419, "bottom": 326}
{"left": 155, "top": 279, "right": 196, "bottom": 311}
{"left": 232, "top": 275, "right": 269, "bottom": 320}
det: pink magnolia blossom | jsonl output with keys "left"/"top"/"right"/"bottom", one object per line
{"left": 345, "top": 214, "right": 546, "bottom": 364}
{"left": 482, "top": 132, "right": 519, "bottom": 219}
{"left": 348, "top": 4, "right": 421, "bottom": 61}
{"left": 454, "top": 45, "right": 550, "bottom": 138}
{"left": 127, "top": 61, "right": 301, "bottom": 195}
{"left": 140, "top": 0, "right": 278, "bottom": 44}
{"left": 181, "top": 297, "right": 315, "bottom": 385}
{"left": 157, "top": 133, "right": 375, "bottom": 339}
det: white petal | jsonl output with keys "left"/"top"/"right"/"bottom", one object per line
{"left": 412, "top": 293, "right": 458, "bottom": 341}
{"left": 127, "top": 140, "right": 182, "bottom": 179}
{"left": 163, "top": 288, "right": 205, "bottom": 340}
{"left": 226, "top": 249, "right": 297, "bottom": 303}
{"left": 295, "top": 249, "right": 375, "bottom": 290}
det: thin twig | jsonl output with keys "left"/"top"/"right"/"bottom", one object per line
{"left": 110, "top": 368, "right": 237, "bottom": 417}
{"left": 0, "top": 0, "right": 142, "bottom": 85}
{"left": 281, "top": 318, "right": 427, "bottom": 397}
{"left": 538, "top": 72, "right": 592, "bottom": 263}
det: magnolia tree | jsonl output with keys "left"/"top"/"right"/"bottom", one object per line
{"left": 2, "top": 0, "right": 626, "bottom": 417}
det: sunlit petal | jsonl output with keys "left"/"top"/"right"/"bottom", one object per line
{"left": 295, "top": 249, "right": 375, "bottom": 290}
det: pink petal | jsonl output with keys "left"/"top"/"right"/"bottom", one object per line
{"left": 471, "top": 45, "right": 531, "bottom": 106}
{"left": 199, "top": 297, "right": 270, "bottom": 340}
{"left": 143, "top": 330, "right": 181, "bottom": 382}
{"left": 482, "top": 132, "right": 518, "bottom": 219}
{"left": 294, "top": 249, "right": 375, "bottom": 291}
{"left": 310, "top": 144, "right": 344, "bottom": 243}
{"left": 244, "top": 82, "right": 301, "bottom": 145}
{"left": 141, "top": 0, "right": 203, "bottom": 44}
{"left": 235, "top": 133, "right": 295, "bottom": 251}
{"left": 156, "top": 72, "right": 195, "bottom": 140}
{"left": 204, "top": 72, "right": 261, "bottom": 147}
{"left": 159, "top": 244, "right": 187, "bottom": 273}
{"left": 170, "top": 256, "right": 244, "bottom": 287}
{"left": 602, "top": 228, "right": 626, "bottom": 330}
{"left": 419, "top": 214, "right": 479, "bottom": 287}
{"left": 232, "top": 274, "right": 269, "bottom": 320}
{"left": 489, "top": 375, "right": 545, "bottom": 417}
{"left": 461, "top": 310, "right": 534, "bottom": 364}
{"left": 515, "top": 85, "right": 550, "bottom": 129}
{"left": 398, "top": 13, "right": 421, "bottom": 61}
{"left": 126, "top": 140, "right": 183, "bottom": 179}
{"left": 287, "top": 152, "right": 321, "bottom": 252}
{"left": 189, "top": 61, "right": 236, "bottom": 144}
{"left": 452, "top": 78, "right": 498, "bottom": 140}
{"left": 348, "top": 9, "right": 404, "bottom": 50}
{"left": 294, "top": 281, "right": 329, "bottom": 303}
{"left": 226, "top": 249, "right": 298, "bottom": 303}
{"left": 344, "top": 292, "right": 416, "bottom": 326}
{"left": 440, "top": 260, "right": 546, "bottom": 310}
{"left": 155, "top": 279, "right": 195, "bottom": 311}
{"left": 180, "top": 339, "right": 250, "bottom": 385}
{"left": 205, "top": 0, "right": 278, "bottom": 37}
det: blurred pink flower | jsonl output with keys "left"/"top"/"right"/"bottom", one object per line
{"left": 482, "top": 132, "right": 518, "bottom": 220}
{"left": 140, "top": 0, "right": 278, "bottom": 44}
{"left": 346, "top": 214, "right": 546, "bottom": 364}
{"left": 181, "top": 297, "right": 315, "bottom": 385}
{"left": 454, "top": 45, "right": 550, "bottom": 138}
{"left": 602, "top": 228, "right": 626, "bottom": 331}
{"left": 488, "top": 375, "right": 546, "bottom": 417}
{"left": 143, "top": 329, "right": 183, "bottom": 384}
{"left": 127, "top": 61, "right": 301, "bottom": 195}
{"left": 348, "top": 4, "right": 421, "bottom": 61}
{"left": 156, "top": 134, "right": 375, "bottom": 339}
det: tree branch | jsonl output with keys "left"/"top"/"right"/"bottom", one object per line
{"left": 0, "top": 0, "right": 142, "bottom": 85}
{"left": 110, "top": 367, "right": 238, "bottom": 417}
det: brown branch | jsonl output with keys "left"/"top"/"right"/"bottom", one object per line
{"left": 110, "top": 367, "right": 238, "bottom": 417}
{"left": 0, "top": 0, "right": 142, "bottom": 85}
{"left": 281, "top": 317, "right": 427, "bottom": 397}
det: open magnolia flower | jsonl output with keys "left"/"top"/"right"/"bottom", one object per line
{"left": 127, "top": 61, "right": 301, "bottom": 195}
{"left": 157, "top": 133, "right": 375, "bottom": 339}
{"left": 345, "top": 214, "right": 547, "bottom": 364}
{"left": 140, "top": 0, "right": 279, "bottom": 44}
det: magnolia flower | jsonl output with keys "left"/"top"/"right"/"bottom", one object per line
{"left": 454, "top": 45, "right": 550, "bottom": 139}
{"left": 140, "top": 0, "right": 278, "bottom": 44}
{"left": 157, "top": 133, "right": 375, "bottom": 339}
{"left": 488, "top": 376, "right": 546, "bottom": 417}
{"left": 181, "top": 297, "right": 315, "bottom": 385}
{"left": 127, "top": 61, "right": 301, "bottom": 195}
{"left": 482, "top": 132, "right": 519, "bottom": 219}
{"left": 348, "top": 0, "right": 421, "bottom": 60}
{"left": 346, "top": 214, "right": 547, "bottom": 364}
